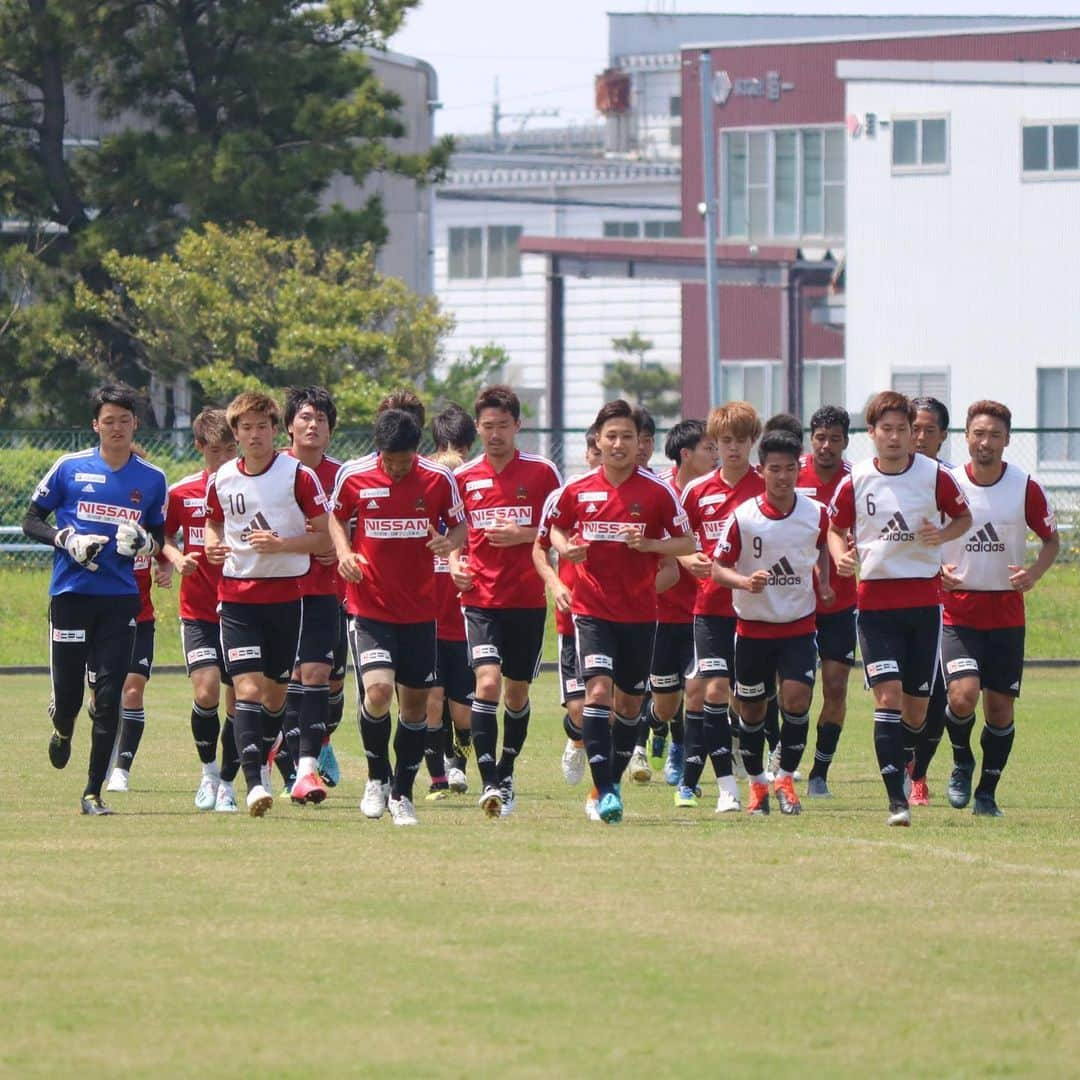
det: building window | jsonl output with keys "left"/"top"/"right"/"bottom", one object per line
{"left": 723, "top": 126, "right": 845, "bottom": 242}
{"left": 1022, "top": 122, "right": 1080, "bottom": 178}
{"left": 891, "top": 369, "right": 950, "bottom": 406}
{"left": 669, "top": 95, "right": 682, "bottom": 119}
{"left": 604, "top": 220, "right": 680, "bottom": 239}
{"left": 486, "top": 225, "right": 522, "bottom": 278}
{"left": 447, "top": 225, "right": 521, "bottom": 279}
{"left": 603, "top": 221, "right": 641, "bottom": 238}
{"left": 644, "top": 220, "right": 681, "bottom": 238}
{"left": 1037, "top": 368, "right": 1080, "bottom": 463}
{"left": 802, "top": 361, "right": 845, "bottom": 423}
{"left": 891, "top": 115, "right": 949, "bottom": 174}
{"left": 448, "top": 227, "right": 482, "bottom": 279}
{"left": 720, "top": 361, "right": 784, "bottom": 417}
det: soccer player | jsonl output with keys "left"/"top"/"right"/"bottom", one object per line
{"left": 329, "top": 408, "right": 466, "bottom": 826}
{"left": 540, "top": 399, "right": 694, "bottom": 824}
{"left": 161, "top": 409, "right": 242, "bottom": 811}
{"left": 678, "top": 401, "right": 765, "bottom": 813}
{"left": 22, "top": 384, "right": 168, "bottom": 815}
{"left": 713, "top": 430, "right": 833, "bottom": 815}
{"left": 274, "top": 386, "right": 347, "bottom": 795}
{"left": 451, "top": 385, "right": 562, "bottom": 818}
{"left": 938, "top": 400, "right": 1058, "bottom": 816}
{"left": 204, "top": 391, "right": 330, "bottom": 817}
{"left": 827, "top": 390, "right": 972, "bottom": 827}
{"left": 798, "top": 406, "right": 855, "bottom": 797}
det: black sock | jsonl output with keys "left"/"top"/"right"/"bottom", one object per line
{"left": 327, "top": 689, "right": 344, "bottom": 737}
{"left": 739, "top": 716, "right": 767, "bottom": 778}
{"left": 763, "top": 694, "right": 780, "bottom": 752}
{"left": 392, "top": 720, "right": 426, "bottom": 800}
{"left": 682, "top": 710, "right": 706, "bottom": 790}
{"left": 284, "top": 681, "right": 303, "bottom": 764}
{"left": 778, "top": 708, "right": 809, "bottom": 774}
{"left": 582, "top": 704, "right": 613, "bottom": 795}
{"left": 469, "top": 698, "right": 500, "bottom": 789}
{"left": 647, "top": 699, "right": 669, "bottom": 739}
{"left": 358, "top": 703, "right": 391, "bottom": 783}
{"left": 191, "top": 703, "right": 220, "bottom": 765}
{"left": 273, "top": 743, "right": 295, "bottom": 785}
{"left": 611, "top": 712, "right": 639, "bottom": 784}
{"left": 704, "top": 701, "right": 732, "bottom": 778}
{"left": 670, "top": 702, "right": 685, "bottom": 745}
{"left": 902, "top": 724, "right": 917, "bottom": 771}
{"left": 260, "top": 704, "right": 284, "bottom": 766}
{"left": 563, "top": 712, "right": 583, "bottom": 742}
{"left": 451, "top": 723, "right": 471, "bottom": 771}
{"left": 298, "top": 684, "right": 329, "bottom": 760}
{"left": 425, "top": 725, "right": 447, "bottom": 782}
{"left": 87, "top": 701, "right": 120, "bottom": 798}
{"left": 945, "top": 705, "right": 977, "bottom": 768}
{"left": 220, "top": 714, "right": 240, "bottom": 783}
{"left": 809, "top": 722, "right": 842, "bottom": 780}
{"left": 498, "top": 701, "right": 530, "bottom": 781}
{"left": 976, "top": 722, "right": 1015, "bottom": 799}
{"left": 234, "top": 700, "right": 265, "bottom": 791}
{"left": 874, "top": 709, "right": 907, "bottom": 806}
{"left": 116, "top": 707, "right": 146, "bottom": 772}
{"left": 914, "top": 695, "right": 946, "bottom": 780}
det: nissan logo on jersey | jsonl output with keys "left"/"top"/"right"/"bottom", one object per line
{"left": 76, "top": 501, "right": 142, "bottom": 525}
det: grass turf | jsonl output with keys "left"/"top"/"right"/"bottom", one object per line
{"left": 2, "top": 669, "right": 1078, "bottom": 1076}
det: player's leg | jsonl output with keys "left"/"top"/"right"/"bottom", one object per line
{"left": 970, "top": 627, "right": 1024, "bottom": 817}
{"left": 629, "top": 688, "right": 653, "bottom": 784}
{"left": 576, "top": 616, "right": 620, "bottom": 821}
{"left": 732, "top": 635, "right": 770, "bottom": 815}
{"left": 772, "top": 635, "right": 818, "bottom": 816}
{"left": 941, "top": 624, "right": 983, "bottom": 809}
{"left": 655, "top": 627, "right": 693, "bottom": 786}
{"left": 216, "top": 680, "right": 240, "bottom": 812}
{"left": 107, "top": 671, "right": 148, "bottom": 792}
{"left": 681, "top": 616, "right": 724, "bottom": 805}
{"left": 291, "top": 596, "right": 334, "bottom": 803}
{"left": 910, "top": 668, "right": 947, "bottom": 804}
{"left": 702, "top": 616, "right": 737, "bottom": 805}
{"left": 46, "top": 594, "right": 94, "bottom": 770}
{"left": 349, "top": 616, "right": 396, "bottom": 820}
{"left": 424, "top": 684, "right": 450, "bottom": 800}
{"left": 463, "top": 607, "right": 505, "bottom": 801}
{"left": 808, "top": 608, "right": 856, "bottom": 797}
{"left": 189, "top": 656, "right": 224, "bottom": 810}
{"left": 317, "top": 604, "right": 348, "bottom": 787}
{"left": 442, "top": 639, "right": 474, "bottom": 793}
{"left": 558, "top": 631, "right": 587, "bottom": 786}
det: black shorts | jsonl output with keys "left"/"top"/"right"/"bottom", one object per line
{"left": 297, "top": 594, "right": 348, "bottom": 675}
{"left": 650, "top": 620, "right": 695, "bottom": 693}
{"left": 349, "top": 616, "right": 437, "bottom": 690}
{"left": 219, "top": 600, "right": 302, "bottom": 683}
{"left": 436, "top": 638, "right": 475, "bottom": 705}
{"left": 940, "top": 623, "right": 1025, "bottom": 698}
{"left": 463, "top": 606, "right": 546, "bottom": 683}
{"left": 574, "top": 615, "right": 654, "bottom": 696}
{"left": 734, "top": 633, "right": 817, "bottom": 701}
{"left": 857, "top": 605, "right": 941, "bottom": 697}
{"left": 816, "top": 606, "right": 858, "bottom": 666}
{"left": 88, "top": 619, "right": 155, "bottom": 685}
{"left": 181, "top": 618, "right": 232, "bottom": 685}
{"left": 690, "top": 614, "right": 736, "bottom": 684}
{"left": 558, "top": 632, "right": 585, "bottom": 705}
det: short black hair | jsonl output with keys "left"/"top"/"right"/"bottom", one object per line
{"left": 92, "top": 384, "right": 141, "bottom": 419}
{"left": 431, "top": 403, "right": 476, "bottom": 453}
{"left": 594, "top": 399, "right": 637, "bottom": 432}
{"left": 763, "top": 412, "right": 803, "bottom": 443}
{"left": 632, "top": 405, "right": 656, "bottom": 438}
{"left": 758, "top": 429, "right": 802, "bottom": 465}
{"left": 912, "top": 396, "right": 950, "bottom": 431}
{"left": 664, "top": 419, "right": 705, "bottom": 463}
{"left": 809, "top": 405, "right": 850, "bottom": 438}
{"left": 374, "top": 408, "right": 421, "bottom": 453}
{"left": 585, "top": 424, "right": 599, "bottom": 451}
{"left": 284, "top": 385, "right": 337, "bottom": 433}
{"left": 475, "top": 384, "right": 520, "bottom": 421}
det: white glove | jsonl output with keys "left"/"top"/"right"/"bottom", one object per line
{"left": 55, "top": 526, "right": 109, "bottom": 571}
{"left": 115, "top": 521, "right": 155, "bottom": 558}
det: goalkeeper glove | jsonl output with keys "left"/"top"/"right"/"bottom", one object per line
{"left": 55, "top": 527, "right": 109, "bottom": 571}
{"left": 115, "top": 521, "right": 156, "bottom": 558}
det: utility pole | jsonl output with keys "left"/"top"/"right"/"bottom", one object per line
{"left": 699, "top": 50, "right": 721, "bottom": 407}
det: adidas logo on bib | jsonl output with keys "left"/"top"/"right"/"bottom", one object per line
{"left": 879, "top": 512, "right": 915, "bottom": 543}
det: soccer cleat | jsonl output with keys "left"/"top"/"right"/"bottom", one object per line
{"left": 106, "top": 768, "right": 130, "bottom": 793}
{"left": 664, "top": 742, "right": 685, "bottom": 786}
{"left": 80, "top": 794, "right": 114, "bottom": 816}
{"left": 195, "top": 774, "right": 219, "bottom": 811}
{"left": 909, "top": 778, "right": 930, "bottom": 806}
{"left": 360, "top": 779, "right": 391, "bottom": 819}
{"left": 806, "top": 776, "right": 832, "bottom": 798}
{"left": 887, "top": 801, "right": 911, "bottom": 827}
{"left": 715, "top": 788, "right": 741, "bottom": 814}
{"left": 774, "top": 775, "right": 802, "bottom": 816}
{"left": 598, "top": 788, "right": 623, "bottom": 824}
{"left": 388, "top": 795, "right": 419, "bottom": 826}
{"left": 747, "top": 780, "right": 771, "bottom": 816}
{"left": 447, "top": 767, "right": 468, "bottom": 794}
{"left": 629, "top": 748, "right": 651, "bottom": 784}
{"left": 499, "top": 776, "right": 516, "bottom": 818}
{"left": 561, "top": 739, "right": 586, "bottom": 786}
{"left": 280, "top": 777, "right": 294, "bottom": 800}
{"left": 246, "top": 784, "right": 273, "bottom": 817}
{"left": 649, "top": 732, "right": 666, "bottom": 772}
{"left": 947, "top": 763, "right": 974, "bottom": 809}
{"left": 585, "top": 787, "right": 601, "bottom": 821}
{"left": 426, "top": 781, "right": 450, "bottom": 802}
{"left": 289, "top": 771, "right": 327, "bottom": 806}
{"left": 972, "top": 792, "right": 1004, "bottom": 818}
{"left": 48, "top": 730, "right": 72, "bottom": 770}
{"left": 317, "top": 741, "right": 340, "bottom": 787}
{"left": 479, "top": 785, "right": 503, "bottom": 819}
{"left": 214, "top": 782, "right": 238, "bottom": 813}
{"left": 673, "top": 785, "right": 698, "bottom": 809}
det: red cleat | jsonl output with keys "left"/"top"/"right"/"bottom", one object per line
{"left": 289, "top": 771, "right": 327, "bottom": 805}
{"left": 909, "top": 778, "right": 930, "bottom": 806}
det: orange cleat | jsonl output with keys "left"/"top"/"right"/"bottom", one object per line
{"left": 289, "top": 771, "right": 327, "bottom": 805}
{"left": 747, "top": 780, "right": 771, "bottom": 816}
{"left": 909, "top": 778, "right": 930, "bottom": 806}
{"left": 774, "top": 774, "right": 802, "bottom": 816}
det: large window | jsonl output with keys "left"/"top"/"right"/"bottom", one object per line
{"left": 802, "top": 361, "right": 845, "bottom": 423}
{"left": 1022, "top": 122, "right": 1080, "bottom": 178}
{"left": 603, "top": 220, "right": 680, "bottom": 239}
{"left": 723, "top": 127, "right": 845, "bottom": 241}
{"left": 892, "top": 369, "right": 950, "bottom": 405}
{"left": 448, "top": 227, "right": 482, "bottom": 279}
{"left": 720, "top": 361, "right": 784, "bottom": 417}
{"left": 1038, "top": 368, "right": 1080, "bottom": 464}
{"left": 891, "top": 116, "right": 949, "bottom": 174}
{"left": 447, "top": 225, "right": 522, "bottom": 280}
{"left": 487, "top": 225, "right": 522, "bottom": 278}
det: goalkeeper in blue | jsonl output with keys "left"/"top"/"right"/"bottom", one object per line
{"left": 22, "top": 385, "right": 168, "bottom": 815}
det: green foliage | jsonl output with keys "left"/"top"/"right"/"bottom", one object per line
{"left": 602, "top": 330, "right": 681, "bottom": 419}
{"left": 423, "top": 344, "right": 508, "bottom": 413}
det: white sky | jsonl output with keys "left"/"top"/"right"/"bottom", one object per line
{"left": 392, "top": 0, "right": 1080, "bottom": 135}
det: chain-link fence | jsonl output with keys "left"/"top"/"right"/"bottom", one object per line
{"left": 4, "top": 427, "right": 1079, "bottom": 561}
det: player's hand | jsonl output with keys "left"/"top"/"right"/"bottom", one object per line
{"left": 835, "top": 548, "right": 859, "bottom": 577}
{"left": 247, "top": 529, "right": 283, "bottom": 553}
{"left": 684, "top": 551, "right": 712, "bottom": 579}
{"left": 619, "top": 525, "right": 652, "bottom": 552}
{"left": 551, "top": 580, "right": 573, "bottom": 613}
{"left": 562, "top": 532, "right": 590, "bottom": 564}
{"left": 744, "top": 569, "right": 769, "bottom": 593}
{"left": 451, "top": 564, "right": 475, "bottom": 590}
{"left": 484, "top": 515, "right": 523, "bottom": 547}
{"left": 818, "top": 581, "right": 835, "bottom": 606}
{"left": 314, "top": 549, "right": 338, "bottom": 566}
{"left": 204, "top": 541, "right": 232, "bottom": 565}
{"left": 115, "top": 521, "right": 156, "bottom": 559}
{"left": 337, "top": 552, "right": 365, "bottom": 583}
{"left": 55, "top": 527, "right": 109, "bottom": 571}
{"left": 918, "top": 519, "right": 944, "bottom": 546}
{"left": 940, "top": 562, "right": 962, "bottom": 590}
{"left": 426, "top": 523, "right": 454, "bottom": 557}
{"left": 154, "top": 560, "right": 174, "bottom": 589}
{"left": 1007, "top": 564, "right": 1036, "bottom": 593}
{"left": 175, "top": 551, "right": 201, "bottom": 576}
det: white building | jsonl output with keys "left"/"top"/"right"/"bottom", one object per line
{"left": 841, "top": 60, "right": 1080, "bottom": 481}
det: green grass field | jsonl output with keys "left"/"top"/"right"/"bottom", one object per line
{"left": 2, "top": 669, "right": 1078, "bottom": 1076}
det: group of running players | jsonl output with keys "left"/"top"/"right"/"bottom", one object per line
{"left": 25, "top": 380, "right": 1058, "bottom": 827}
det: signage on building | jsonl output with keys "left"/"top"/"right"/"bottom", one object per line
{"left": 712, "top": 70, "right": 795, "bottom": 106}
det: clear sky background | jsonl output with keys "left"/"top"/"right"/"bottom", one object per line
{"left": 391, "top": 0, "right": 1080, "bottom": 136}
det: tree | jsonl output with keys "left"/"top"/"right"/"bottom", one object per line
{"left": 73, "top": 223, "right": 454, "bottom": 424}
{"left": 602, "top": 330, "right": 681, "bottom": 420}
{"left": 424, "top": 344, "right": 508, "bottom": 414}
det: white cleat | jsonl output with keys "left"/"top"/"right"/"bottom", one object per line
{"left": 194, "top": 774, "right": 219, "bottom": 810}
{"left": 360, "top": 779, "right": 391, "bottom": 819}
{"left": 629, "top": 748, "right": 652, "bottom": 784}
{"left": 561, "top": 739, "right": 586, "bottom": 785}
{"left": 499, "top": 777, "right": 516, "bottom": 818}
{"left": 246, "top": 784, "right": 273, "bottom": 817}
{"left": 479, "top": 785, "right": 503, "bottom": 818}
{"left": 715, "top": 788, "right": 742, "bottom": 814}
{"left": 887, "top": 804, "right": 912, "bottom": 827}
{"left": 585, "top": 794, "right": 601, "bottom": 821}
{"left": 214, "top": 781, "right": 238, "bottom": 813}
{"left": 447, "top": 767, "right": 469, "bottom": 794}
{"left": 388, "top": 795, "right": 419, "bottom": 826}
{"left": 106, "top": 768, "right": 130, "bottom": 793}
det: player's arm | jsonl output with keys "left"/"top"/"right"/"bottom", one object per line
{"left": 202, "top": 481, "right": 231, "bottom": 564}
{"left": 815, "top": 538, "right": 835, "bottom": 606}
{"left": 532, "top": 542, "right": 572, "bottom": 612}
{"left": 328, "top": 510, "right": 365, "bottom": 583}
{"left": 708, "top": 518, "right": 766, "bottom": 592}
{"left": 249, "top": 512, "right": 328, "bottom": 555}
{"left": 826, "top": 477, "right": 858, "bottom": 576}
{"left": 918, "top": 468, "right": 972, "bottom": 547}
{"left": 22, "top": 500, "right": 59, "bottom": 547}
{"left": 1008, "top": 480, "right": 1061, "bottom": 592}
{"left": 626, "top": 490, "right": 695, "bottom": 556}
{"left": 655, "top": 556, "right": 679, "bottom": 594}
{"left": 24, "top": 499, "right": 111, "bottom": 570}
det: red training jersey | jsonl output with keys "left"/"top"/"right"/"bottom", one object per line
{"left": 434, "top": 550, "right": 467, "bottom": 642}
{"left": 134, "top": 557, "right": 154, "bottom": 623}
{"left": 288, "top": 450, "right": 345, "bottom": 601}
{"left": 656, "top": 470, "right": 698, "bottom": 625}
{"left": 797, "top": 454, "right": 856, "bottom": 613}
{"left": 165, "top": 469, "right": 222, "bottom": 623}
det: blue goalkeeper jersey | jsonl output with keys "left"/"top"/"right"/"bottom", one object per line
{"left": 31, "top": 447, "right": 168, "bottom": 598}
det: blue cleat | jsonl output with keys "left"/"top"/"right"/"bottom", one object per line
{"left": 598, "top": 788, "right": 623, "bottom": 824}
{"left": 317, "top": 741, "right": 340, "bottom": 787}
{"left": 664, "top": 741, "right": 685, "bottom": 786}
